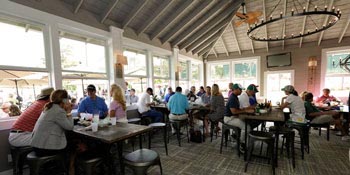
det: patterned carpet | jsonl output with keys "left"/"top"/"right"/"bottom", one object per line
{"left": 124, "top": 127, "right": 350, "bottom": 175}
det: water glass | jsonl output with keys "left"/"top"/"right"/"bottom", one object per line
{"left": 110, "top": 117, "right": 117, "bottom": 125}
{"left": 91, "top": 123, "right": 98, "bottom": 132}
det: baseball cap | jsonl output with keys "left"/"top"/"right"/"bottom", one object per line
{"left": 281, "top": 85, "right": 294, "bottom": 92}
{"left": 232, "top": 83, "right": 245, "bottom": 90}
{"left": 87, "top": 84, "right": 96, "bottom": 91}
{"left": 247, "top": 84, "right": 259, "bottom": 92}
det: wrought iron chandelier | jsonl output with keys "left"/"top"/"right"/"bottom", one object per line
{"left": 247, "top": 0, "right": 341, "bottom": 42}
{"left": 333, "top": 54, "right": 350, "bottom": 72}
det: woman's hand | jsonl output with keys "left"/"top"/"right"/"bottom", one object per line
{"left": 64, "top": 102, "right": 72, "bottom": 114}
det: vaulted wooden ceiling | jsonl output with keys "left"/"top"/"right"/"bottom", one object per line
{"left": 10, "top": 0, "right": 350, "bottom": 59}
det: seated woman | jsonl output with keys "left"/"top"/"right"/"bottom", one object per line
{"left": 31, "top": 89, "right": 74, "bottom": 156}
{"left": 304, "top": 93, "right": 345, "bottom": 136}
{"left": 109, "top": 84, "right": 128, "bottom": 123}
{"left": 280, "top": 85, "right": 306, "bottom": 123}
{"left": 205, "top": 84, "right": 225, "bottom": 136}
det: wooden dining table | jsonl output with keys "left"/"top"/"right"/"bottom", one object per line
{"left": 73, "top": 122, "right": 152, "bottom": 175}
{"left": 240, "top": 107, "right": 285, "bottom": 163}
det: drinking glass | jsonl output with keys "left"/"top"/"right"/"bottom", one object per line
{"left": 110, "top": 117, "right": 117, "bottom": 125}
{"left": 91, "top": 123, "right": 98, "bottom": 132}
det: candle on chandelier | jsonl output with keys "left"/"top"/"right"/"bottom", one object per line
{"left": 325, "top": 6, "right": 328, "bottom": 11}
{"left": 303, "top": 7, "right": 306, "bottom": 13}
{"left": 332, "top": 6, "right": 335, "bottom": 12}
{"left": 291, "top": 9, "right": 294, "bottom": 16}
{"left": 315, "top": 6, "right": 317, "bottom": 11}
{"left": 270, "top": 15, "right": 272, "bottom": 20}
{"left": 337, "top": 9, "right": 340, "bottom": 14}
{"left": 280, "top": 12, "right": 283, "bottom": 18}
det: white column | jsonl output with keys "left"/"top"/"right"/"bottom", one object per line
{"left": 146, "top": 50, "right": 154, "bottom": 89}
{"left": 109, "top": 26, "right": 125, "bottom": 89}
{"left": 47, "top": 23, "right": 62, "bottom": 89}
{"left": 172, "top": 48, "right": 179, "bottom": 88}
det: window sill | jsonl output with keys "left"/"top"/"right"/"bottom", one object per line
{"left": 0, "top": 116, "right": 18, "bottom": 131}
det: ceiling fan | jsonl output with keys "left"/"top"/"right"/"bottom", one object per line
{"left": 235, "top": 2, "right": 262, "bottom": 27}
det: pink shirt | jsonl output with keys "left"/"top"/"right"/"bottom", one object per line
{"left": 109, "top": 101, "right": 126, "bottom": 120}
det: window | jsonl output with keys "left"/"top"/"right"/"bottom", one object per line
{"left": 232, "top": 59, "right": 258, "bottom": 88}
{"left": 153, "top": 56, "right": 170, "bottom": 78}
{"left": 0, "top": 18, "right": 49, "bottom": 114}
{"left": 179, "top": 60, "right": 188, "bottom": 89}
{"left": 153, "top": 55, "right": 170, "bottom": 98}
{"left": 191, "top": 63, "right": 201, "bottom": 88}
{"left": 0, "top": 18, "right": 46, "bottom": 68}
{"left": 324, "top": 50, "right": 350, "bottom": 97}
{"left": 123, "top": 50, "right": 147, "bottom": 76}
{"left": 59, "top": 32, "right": 108, "bottom": 103}
{"left": 207, "top": 63, "right": 230, "bottom": 96}
{"left": 264, "top": 70, "right": 294, "bottom": 105}
{"left": 123, "top": 49, "right": 148, "bottom": 93}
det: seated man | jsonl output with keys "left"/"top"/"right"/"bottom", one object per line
{"left": 78, "top": 84, "right": 108, "bottom": 119}
{"left": 224, "top": 84, "right": 255, "bottom": 152}
{"left": 164, "top": 87, "right": 175, "bottom": 103}
{"left": 0, "top": 102, "right": 11, "bottom": 118}
{"left": 137, "top": 88, "right": 163, "bottom": 123}
{"left": 167, "top": 87, "right": 189, "bottom": 133}
{"left": 316, "top": 88, "right": 340, "bottom": 106}
{"left": 196, "top": 86, "right": 206, "bottom": 97}
{"left": 239, "top": 84, "right": 259, "bottom": 109}
{"left": 125, "top": 88, "right": 139, "bottom": 104}
{"left": 8, "top": 87, "right": 54, "bottom": 147}
{"left": 304, "top": 93, "right": 349, "bottom": 141}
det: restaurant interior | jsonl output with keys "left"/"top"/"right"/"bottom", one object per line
{"left": 0, "top": 0, "right": 349, "bottom": 174}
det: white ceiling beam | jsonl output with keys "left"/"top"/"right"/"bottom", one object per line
{"left": 281, "top": 0, "right": 287, "bottom": 50}
{"left": 121, "top": 0, "right": 147, "bottom": 29}
{"left": 338, "top": 17, "right": 350, "bottom": 43}
{"left": 25, "top": 24, "right": 30, "bottom": 32}
{"left": 100, "top": 0, "right": 120, "bottom": 23}
{"left": 136, "top": 0, "right": 172, "bottom": 35}
{"left": 160, "top": 0, "right": 212, "bottom": 44}
{"left": 299, "top": 0, "right": 310, "bottom": 48}
{"left": 199, "top": 42, "right": 215, "bottom": 57}
{"left": 185, "top": 14, "right": 233, "bottom": 52}
{"left": 150, "top": 0, "right": 194, "bottom": 40}
{"left": 230, "top": 23, "right": 241, "bottom": 55}
{"left": 220, "top": 37, "right": 229, "bottom": 56}
{"left": 170, "top": 0, "right": 233, "bottom": 47}
{"left": 179, "top": 0, "right": 241, "bottom": 50}
{"left": 262, "top": 0, "right": 268, "bottom": 52}
{"left": 193, "top": 28, "right": 225, "bottom": 55}
{"left": 74, "top": 0, "right": 84, "bottom": 14}
{"left": 212, "top": 48, "right": 218, "bottom": 58}
{"left": 196, "top": 21, "right": 232, "bottom": 56}
{"left": 318, "top": 0, "right": 334, "bottom": 46}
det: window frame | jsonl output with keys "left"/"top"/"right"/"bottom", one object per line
{"left": 321, "top": 46, "right": 350, "bottom": 98}
{"left": 123, "top": 48, "right": 148, "bottom": 78}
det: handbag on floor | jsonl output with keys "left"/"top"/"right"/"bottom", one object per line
{"left": 190, "top": 129, "right": 202, "bottom": 143}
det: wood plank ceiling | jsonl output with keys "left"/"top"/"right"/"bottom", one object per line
{"left": 9, "top": 0, "right": 350, "bottom": 59}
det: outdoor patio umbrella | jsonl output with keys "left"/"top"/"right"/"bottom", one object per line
{"left": 0, "top": 78, "right": 48, "bottom": 98}
{"left": 0, "top": 70, "right": 33, "bottom": 79}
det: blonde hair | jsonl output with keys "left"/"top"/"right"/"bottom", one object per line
{"left": 44, "top": 90, "right": 68, "bottom": 111}
{"left": 211, "top": 84, "right": 221, "bottom": 96}
{"left": 110, "top": 83, "right": 118, "bottom": 96}
{"left": 112, "top": 85, "right": 126, "bottom": 111}
{"left": 300, "top": 91, "right": 308, "bottom": 101}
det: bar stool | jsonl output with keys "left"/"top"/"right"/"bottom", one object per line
{"left": 169, "top": 118, "right": 189, "bottom": 147}
{"left": 245, "top": 131, "right": 275, "bottom": 175}
{"left": 286, "top": 121, "right": 310, "bottom": 159}
{"left": 148, "top": 122, "right": 168, "bottom": 155}
{"left": 76, "top": 154, "right": 104, "bottom": 175}
{"left": 310, "top": 122, "right": 330, "bottom": 141}
{"left": 26, "top": 151, "right": 66, "bottom": 175}
{"left": 210, "top": 119, "right": 220, "bottom": 142}
{"left": 269, "top": 126, "right": 296, "bottom": 168}
{"left": 123, "top": 149, "right": 162, "bottom": 175}
{"left": 10, "top": 146, "right": 33, "bottom": 175}
{"left": 220, "top": 121, "right": 241, "bottom": 157}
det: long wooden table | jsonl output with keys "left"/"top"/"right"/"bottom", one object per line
{"left": 73, "top": 123, "right": 152, "bottom": 175}
{"left": 240, "top": 108, "right": 285, "bottom": 163}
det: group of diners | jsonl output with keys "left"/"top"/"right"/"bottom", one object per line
{"left": 6, "top": 81, "right": 349, "bottom": 174}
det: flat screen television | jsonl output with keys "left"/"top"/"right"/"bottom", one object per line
{"left": 267, "top": 52, "right": 291, "bottom": 68}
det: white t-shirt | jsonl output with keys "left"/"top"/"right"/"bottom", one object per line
{"left": 137, "top": 92, "right": 151, "bottom": 113}
{"left": 238, "top": 91, "right": 250, "bottom": 109}
{"left": 285, "top": 94, "right": 306, "bottom": 117}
